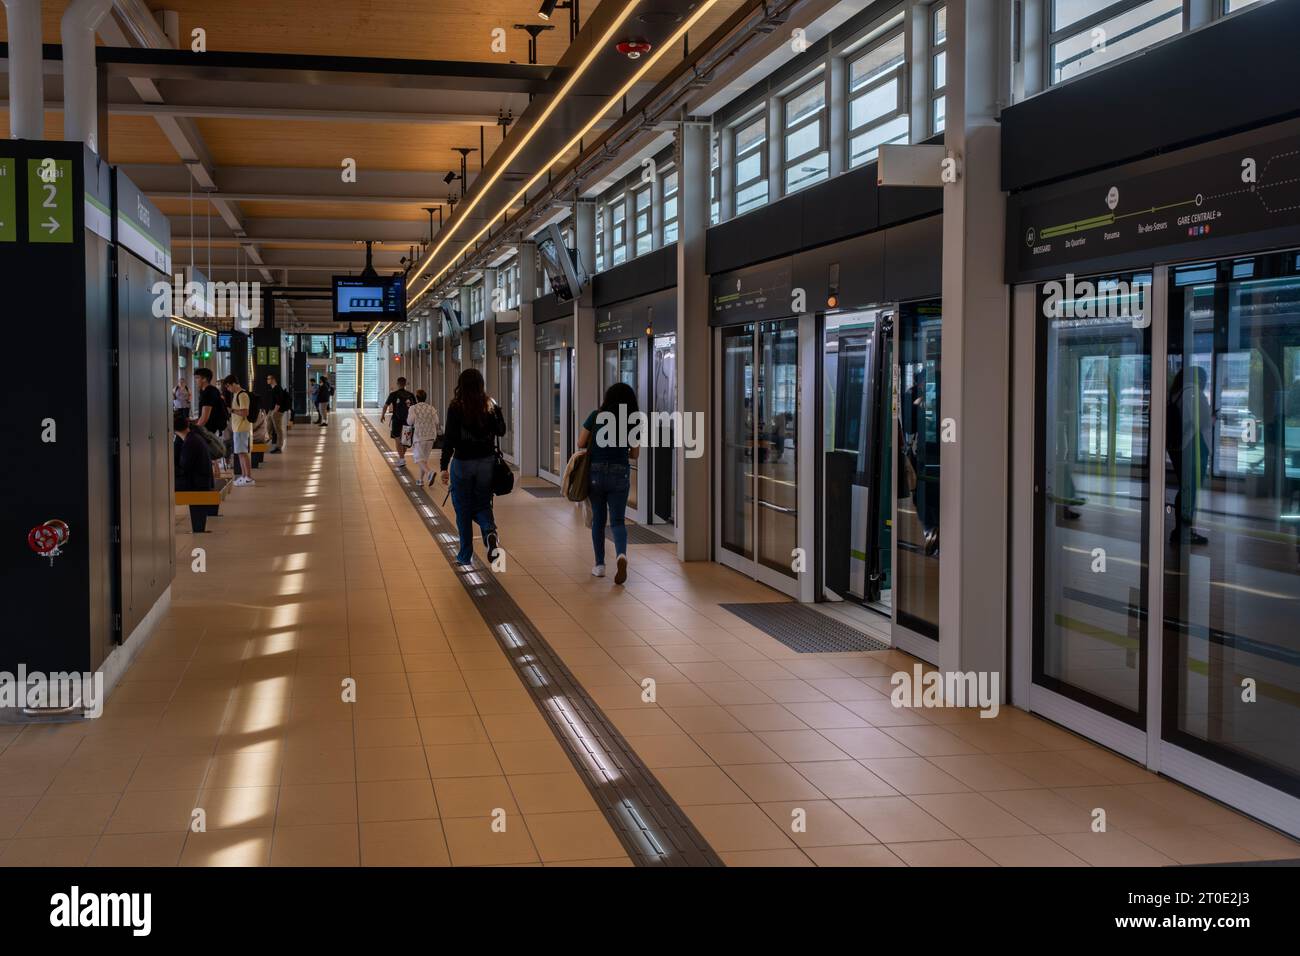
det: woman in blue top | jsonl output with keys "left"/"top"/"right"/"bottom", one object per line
{"left": 578, "top": 382, "right": 640, "bottom": 584}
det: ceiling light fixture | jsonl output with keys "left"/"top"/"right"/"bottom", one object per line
{"left": 411, "top": 0, "right": 721, "bottom": 304}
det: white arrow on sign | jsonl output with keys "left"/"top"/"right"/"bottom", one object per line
{"left": 43, "top": 216, "right": 59, "bottom": 233}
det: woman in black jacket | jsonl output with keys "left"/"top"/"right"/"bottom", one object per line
{"left": 439, "top": 368, "right": 507, "bottom": 566}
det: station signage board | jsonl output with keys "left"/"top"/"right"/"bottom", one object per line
{"left": 27, "top": 158, "right": 74, "bottom": 244}
{"left": 0, "top": 159, "right": 14, "bottom": 243}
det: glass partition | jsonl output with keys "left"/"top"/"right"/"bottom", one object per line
{"left": 896, "top": 300, "right": 942, "bottom": 636}
{"left": 1035, "top": 272, "right": 1152, "bottom": 724}
{"left": 1164, "top": 253, "right": 1300, "bottom": 797}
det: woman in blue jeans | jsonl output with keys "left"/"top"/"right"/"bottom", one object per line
{"left": 578, "top": 382, "right": 640, "bottom": 585}
{"left": 439, "top": 368, "right": 507, "bottom": 566}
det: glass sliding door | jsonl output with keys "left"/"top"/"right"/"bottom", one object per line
{"left": 602, "top": 339, "right": 640, "bottom": 511}
{"left": 539, "top": 348, "right": 571, "bottom": 483}
{"left": 1164, "top": 253, "right": 1300, "bottom": 797}
{"left": 718, "top": 319, "right": 802, "bottom": 594}
{"left": 498, "top": 353, "right": 516, "bottom": 462}
{"left": 896, "top": 300, "right": 942, "bottom": 637}
{"left": 652, "top": 334, "right": 677, "bottom": 525}
{"left": 822, "top": 309, "right": 892, "bottom": 609}
{"left": 1035, "top": 272, "right": 1153, "bottom": 725}
{"left": 720, "top": 325, "right": 755, "bottom": 560}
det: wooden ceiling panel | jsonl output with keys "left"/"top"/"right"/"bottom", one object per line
{"left": 239, "top": 201, "right": 430, "bottom": 221}
{"left": 194, "top": 118, "right": 502, "bottom": 172}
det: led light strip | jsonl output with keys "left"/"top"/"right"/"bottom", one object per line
{"left": 170, "top": 314, "right": 216, "bottom": 335}
{"left": 411, "top": 0, "right": 722, "bottom": 306}
{"left": 407, "top": 0, "right": 649, "bottom": 301}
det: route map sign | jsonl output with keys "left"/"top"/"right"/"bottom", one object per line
{"left": 1008, "top": 125, "right": 1300, "bottom": 283}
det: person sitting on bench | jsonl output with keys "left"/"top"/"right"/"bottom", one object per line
{"left": 174, "top": 409, "right": 214, "bottom": 533}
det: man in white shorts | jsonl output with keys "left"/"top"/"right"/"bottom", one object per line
{"left": 405, "top": 389, "right": 442, "bottom": 487}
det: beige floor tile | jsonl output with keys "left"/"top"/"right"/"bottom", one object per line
{"left": 356, "top": 746, "right": 430, "bottom": 782}
{"left": 1, "top": 835, "right": 100, "bottom": 867}
{"left": 19, "top": 793, "right": 121, "bottom": 839}
{"left": 105, "top": 789, "right": 199, "bottom": 834}
{"left": 663, "top": 705, "right": 748, "bottom": 734}
{"left": 354, "top": 717, "right": 425, "bottom": 749}
{"left": 889, "top": 839, "right": 997, "bottom": 867}
{"left": 654, "top": 766, "right": 753, "bottom": 806}
{"left": 196, "top": 786, "right": 279, "bottom": 830}
{"left": 983, "top": 788, "right": 1096, "bottom": 834}
{"left": 724, "top": 762, "right": 828, "bottom": 802}
{"left": 1050, "top": 830, "right": 1176, "bottom": 867}
{"left": 691, "top": 732, "right": 784, "bottom": 765}
{"left": 442, "top": 816, "right": 539, "bottom": 866}
{"left": 836, "top": 796, "right": 958, "bottom": 843}
{"left": 927, "top": 754, "right": 1042, "bottom": 791}
{"left": 909, "top": 792, "right": 1039, "bottom": 839}
{"left": 434, "top": 776, "right": 519, "bottom": 818}
{"left": 360, "top": 820, "right": 451, "bottom": 866}
{"left": 684, "top": 803, "right": 797, "bottom": 852}
{"left": 858, "top": 757, "right": 969, "bottom": 795}
{"left": 180, "top": 827, "right": 273, "bottom": 866}
{"left": 506, "top": 773, "right": 599, "bottom": 814}
{"left": 276, "top": 782, "right": 357, "bottom": 827}
{"left": 492, "top": 738, "right": 574, "bottom": 775}
{"left": 758, "top": 800, "right": 878, "bottom": 847}
{"left": 1204, "top": 821, "right": 1300, "bottom": 860}
{"left": 968, "top": 834, "right": 1088, "bottom": 866}
{"left": 805, "top": 843, "right": 906, "bottom": 867}
{"left": 1125, "top": 826, "right": 1261, "bottom": 864}
{"left": 89, "top": 831, "right": 187, "bottom": 867}
{"left": 622, "top": 734, "right": 714, "bottom": 768}
{"left": 271, "top": 823, "right": 360, "bottom": 866}
{"left": 720, "top": 848, "right": 814, "bottom": 866}
{"left": 524, "top": 811, "right": 627, "bottom": 862}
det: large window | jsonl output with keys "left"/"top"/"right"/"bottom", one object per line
{"left": 930, "top": 4, "right": 947, "bottom": 134}
{"left": 847, "top": 27, "right": 909, "bottom": 168}
{"left": 783, "top": 75, "right": 828, "bottom": 194}
{"left": 662, "top": 167, "right": 679, "bottom": 244}
{"left": 733, "top": 113, "right": 768, "bottom": 216}
{"left": 470, "top": 283, "right": 484, "bottom": 321}
{"left": 1049, "top": 0, "right": 1184, "bottom": 85}
{"left": 610, "top": 195, "right": 627, "bottom": 266}
{"left": 633, "top": 185, "right": 652, "bottom": 256}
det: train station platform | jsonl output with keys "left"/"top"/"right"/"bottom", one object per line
{"left": 0, "top": 411, "right": 1293, "bottom": 868}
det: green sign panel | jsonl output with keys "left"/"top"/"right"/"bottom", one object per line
{"left": 27, "top": 158, "right": 74, "bottom": 244}
{"left": 0, "top": 159, "right": 14, "bottom": 242}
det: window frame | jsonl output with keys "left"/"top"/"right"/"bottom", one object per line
{"left": 661, "top": 165, "right": 679, "bottom": 245}
{"left": 732, "top": 110, "right": 769, "bottom": 216}
{"left": 781, "top": 72, "right": 830, "bottom": 195}
{"left": 610, "top": 193, "right": 628, "bottom": 266}
{"left": 845, "top": 23, "right": 909, "bottom": 169}
{"left": 633, "top": 183, "right": 653, "bottom": 256}
{"left": 1044, "top": 0, "right": 1187, "bottom": 88}
{"left": 930, "top": 3, "right": 947, "bottom": 134}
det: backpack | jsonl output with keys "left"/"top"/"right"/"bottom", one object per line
{"left": 245, "top": 390, "right": 261, "bottom": 422}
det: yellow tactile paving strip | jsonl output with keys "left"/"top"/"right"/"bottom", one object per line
{"left": 0, "top": 410, "right": 1294, "bottom": 867}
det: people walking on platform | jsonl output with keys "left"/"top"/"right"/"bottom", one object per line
{"left": 315, "top": 376, "right": 333, "bottom": 426}
{"left": 224, "top": 374, "right": 256, "bottom": 486}
{"left": 381, "top": 376, "right": 417, "bottom": 467}
{"left": 173, "top": 409, "right": 214, "bottom": 533}
{"left": 192, "top": 367, "right": 229, "bottom": 483}
{"left": 266, "top": 373, "right": 291, "bottom": 453}
{"left": 405, "top": 388, "right": 441, "bottom": 487}
{"left": 440, "top": 368, "right": 506, "bottom": 567}
{"left": 578, "top": 382, "right": 639, "bottom": 585}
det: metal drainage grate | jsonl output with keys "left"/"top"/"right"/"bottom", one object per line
{"left": 361, "top": 416, "right": 723, "bottom": 867}
{"left": 720, "top": 602, "right": 889, "bottom": 653}
{"left": 524, "top": 485, "right": 564, "bottom": 498}
{"left": 607, "top": 522, "right": 672, "bottom": 546}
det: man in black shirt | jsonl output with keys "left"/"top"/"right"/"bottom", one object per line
{"left": 192, "top": 367, "right": 228, "bottom": 481}
{"left": 381, "top": 376, "right": 417, "bottom": 467}
{"left": 265, "top": 372, "right": 291, "bottom": 453}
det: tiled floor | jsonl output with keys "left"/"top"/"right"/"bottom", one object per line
{"left": 0, "top": 410, "right": 1294, "bottom": 867}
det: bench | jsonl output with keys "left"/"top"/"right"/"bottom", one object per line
{"left": 251, "top": 442, "right": 270, "bottom": 467}
{"left": 175, "top": 480, "right": 232, "bottom": 532}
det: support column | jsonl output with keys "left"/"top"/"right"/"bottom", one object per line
{"left": 484, "top": 268, "right": 499, "bottom": 399}
{"left": 675, "top": 119, "right": 712, "bottom": 562}
{"left": 2, "top": 0, "right": 45, "bottom": 140}
{"left": 573, "top": 202, "right": 600, "bottom": 418}
{"left": 937, "top": 0, "right": 1010, "bottom": 693}
{"left": 517, "top": 242, "right": 540, "bottom": 477}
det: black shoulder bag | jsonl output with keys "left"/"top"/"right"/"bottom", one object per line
{"left": 490, "top": 406, "right": 513, "bottom": 496}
